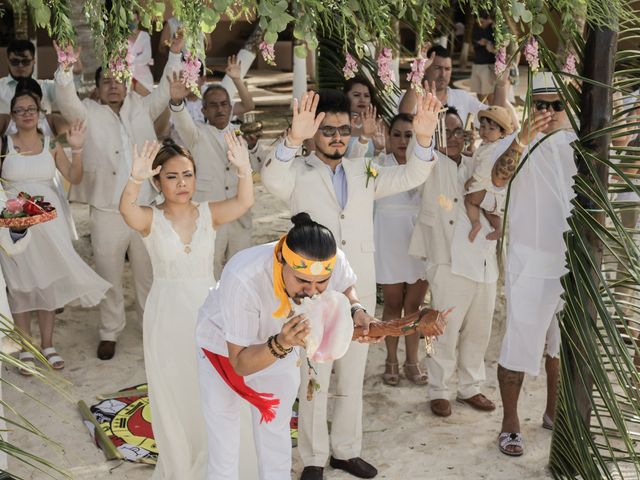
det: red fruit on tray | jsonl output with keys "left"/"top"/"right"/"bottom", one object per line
{"left": 23, "top": 201, "right": 44, "bottom": 216}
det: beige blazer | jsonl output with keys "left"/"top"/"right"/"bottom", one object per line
{"left": 171, "top": 107, "right": 264, "bottom": 228}
{"left": 261, "top": 138, "right": 436, "bottom": 305}
{"left": 55, "top": 53, "right": 181, "bottom": 209}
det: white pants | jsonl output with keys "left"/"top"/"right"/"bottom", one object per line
{"left": 213, "top": 220, "right": 252, "bottom": 280}
{"left": 197, "top": 349, "right": 299, "bottom": 480}
{"left": 90, "top": 208, "right": 152, "bottom": 341}
{"left": 426, "top": 264, "right": 497, "bottom": 400}
{"left": 499, "top": 272, "right": 563, "bottom": 376}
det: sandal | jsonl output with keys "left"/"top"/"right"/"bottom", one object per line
{"left": 498, "top": 432, "right": 524, "bottom": 456}
{"left": 403, "top": 363, "right": 428, "bottom": 385}
{"left": 542, "top": 413, "right": 554, "bottom": 430}
{"left": 382, "top": 361, "right": 400, "bottom": 386}
{"left": 18, "top": 351, "right": 36, "bottom": 376}
{"left": 42, "top": 347, "right": 65, "bottom": 370}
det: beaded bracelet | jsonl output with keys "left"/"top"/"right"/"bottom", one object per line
{"left": 267, "top": 335, "right": 287, "bottom": 359}
{"left": 272, "top": 334, "right": 293, "bottom": 355}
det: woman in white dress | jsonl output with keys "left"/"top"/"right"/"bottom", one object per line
{"left": 374, "top": 113, "right": 429, "bottom": 385}
{"left": 0, "top": 91, "right": 110, "bottom": 373}
{"left": 128, "top": 14, "right": 155, "bottom": 96}
{"left": 119, "top": 134, "right": 253, "bottom": 479}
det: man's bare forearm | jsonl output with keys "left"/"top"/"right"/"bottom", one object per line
{"left": 492, "top": 141, "right": 524, "bottom": 188}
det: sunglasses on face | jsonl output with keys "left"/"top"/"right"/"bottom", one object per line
{"left": 319, "top": 125, "right": 352, "bottom": 137}
{"left": 534, "top": 100, "right": 565, "bottom": 112}
{"left": 9, "top": 58, "right": 33, "bottom": 67}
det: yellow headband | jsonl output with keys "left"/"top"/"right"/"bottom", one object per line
{"left": 272, "top": 235, "right": 337, "bottom": 319}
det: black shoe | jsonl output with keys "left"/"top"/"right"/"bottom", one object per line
{"left": 330, "top": 457, "right": 377, "bottom": 478}
{"left": 97, "top": 341, "right": 116, "bottom": 360}
{"left": 300, "top": 466, "right": 324, "bottom": 480}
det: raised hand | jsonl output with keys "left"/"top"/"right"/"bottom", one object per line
{"left": 169, "top": 70, "right": 189, "bottom": 103}
{"left": 66, "top": 120, "right": 86, "bottom": 150}
{"left": 361, "top": 105, "right": 378, "bottom": 138}
{"left": 288, "top": 91, "right": 326, "bottom": 145}
{"left": 277, "top": 314, "right": 310, "bottom": 349}
{"left": 225, "top": 132, "right": 251, "bottom": 174}
{"left": 518, "top": 110, "right": 553, "bottom": 146}
{"left": 373, "top": 118, "right": 386, "bottom": 151}
{"left": 131, "top": 141, "right": 162, "bottom": 181}
{"left": 53, "top": 40, "right": 80, "bottom": 72}
{"left": 413, "top": 91, "right": 443, "bottom": 146}
{"left": 226, "top": 55, "right": 242, "bottom": 79}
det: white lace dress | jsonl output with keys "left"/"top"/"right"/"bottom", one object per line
{"left": 0, "top": 135, "right": 110, "bottom": 312}
{"left": 142, "top": 203, "right": 215, "bottom": 479}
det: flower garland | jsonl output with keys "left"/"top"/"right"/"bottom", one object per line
{"left": 54, "top": 42, "right": 78, "bottom": 72}
{"left": 260, "top": 41, "right": 276, "bottom": 66}
{"left": 376, "top": 47, "right": 395, "bottom": 93}
{"left": 495, "top": 46, "right": 508, "bottom": 76}
{"left": 343, "top": 53, "right": 359, "bottom": 80}
{"left": 562, "top": 52, "right": 578, "bottom": 76}
{"left": 524, "top": 37, "right": 540, "bottom": 72}
{"left": 108, "top": 46, "right": 135, "bottom": 84}
{"left": 407, "top": 56, "right": 427, "bottom": 94}
{"left": 183, "top": 51, "right": 203, "bottom": 97}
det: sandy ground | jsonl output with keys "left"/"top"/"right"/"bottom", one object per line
{"left": 4, "top": 182, "right": 554, "bottom": 480}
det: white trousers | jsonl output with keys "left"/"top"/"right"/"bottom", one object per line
{"left": 213, "top": 220, "right": 252, "bottom": 280}
{"left": 197, "top": 350, "right": 299, "bottom": 480}
{"left": 499, "top": 272, "right": 563, "bottom": 376}
{"left": 90, "top": 208, "right": 152, "bottom": 341}
{"left": 426, "top": 264, "right": 497, "bottom": 400}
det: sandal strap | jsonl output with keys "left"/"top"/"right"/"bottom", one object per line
{"left": 19, "top": 351, "right": 35, "bottom": 361}
{"left": 42, "top": 347, "right": 64, "bottom": 365}
{"left": 499, "top": 432, "right": 524, "bottom": 449}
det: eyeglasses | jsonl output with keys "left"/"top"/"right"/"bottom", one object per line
{"left": 12, "top": 106, "right": 39, "bottom": 116}
{"left": 445, "top": 128, "right": 464, "bottom": 139}
{"left": 9, "top": 58, "right": 34, "bottom": 67}
{"left": 319, "top": 125, "right": 352, "bottom": 137}
{"left": 534, "top": 100, "right": 565, "bottom": 112}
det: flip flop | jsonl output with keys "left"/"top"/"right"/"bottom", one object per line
{"left": 42, "top": 347, "right": 65, "bottom": 370}
{"left": 498, "top": 432, "right": 524, "bottom": 456}
{"left": 18, "top": 351, "right": 36, "bottom": 376}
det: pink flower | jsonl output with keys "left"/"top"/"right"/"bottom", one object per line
{"left": 5, "top": 198, "right": 25, "bottom": 214}
{"left": 495, "top": 47, "right": 507, "bottom": 76}
{"left": 55, "top": 42, "right": 78, "bottom": 71}
{"left": 377, "top": 47, "right": 395, "bottom": 92}
{"left": 406, "top": 56, "right": 426, "bottom": 93}
{"left": 183, "top": 51, "right": 203, "bottom": 97}
{"left": 259, "top": 41, "right": 276, "bottom": 66}
{"left": 562, "top": 52, "right": 577, "bottom": 76}
{"left": 343, "top": 53, "right": 358, "bottom": 80}
{"left": 524, "top": 37, "right": 539, "bottom": 72}
{"left": 108, "top": 46, "right": 134, "bottom": 84}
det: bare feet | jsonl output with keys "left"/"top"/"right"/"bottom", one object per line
{"left": 468, "top": 221, "right": 482, "bottom": 242}
{"left": 486, "top": 229, "right": 501, "bottom": 241}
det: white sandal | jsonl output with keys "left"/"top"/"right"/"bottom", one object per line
{"left": 42, "top": 347, "right": 65, "bottom": 370}
{"left": 18, "top": 351, "right": 36, "bottom": 376}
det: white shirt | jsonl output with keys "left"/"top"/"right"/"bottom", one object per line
{"left": 0, "top": 75, "right": 56, "bottom": 114}
{"left": 446, "top": 87, "right": 488, "bottom": 124}
{"left": 196, "top": 243, "right": 357, "bottom": 355}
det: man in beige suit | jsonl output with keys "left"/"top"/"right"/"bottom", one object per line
{"left": 261, "top": 90, "right": 441, "bottom": 480}
{"left": 54, "top": 36, "right": 184, "bottom": 360}
{"left": 168, "top": 71, "right": 259, "bottom": 279}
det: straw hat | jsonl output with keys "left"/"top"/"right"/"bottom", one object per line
{"left": 478, "top": 106, "right": 514, "bottom": 134}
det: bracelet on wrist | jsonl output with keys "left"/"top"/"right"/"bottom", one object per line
{"left": 359, "top": 135, "right": 371, "bottom": 142}
{"left": 128, "top": 175, "right": 144, "bottom": 185}
{"left": 71, "top": 148, "right": 83, "bottom": 154}
{"left": 267, "top": 335, "right": 287, "bottom": 359}
{"left": 236, "top": 167, "right": 253, "bottom": 178}
{"left": 514, "top": 135, "right": 527, "bottom": 149}
{"left": 350, "top": 303, "right": 366, "bottom": 319}
{"left": 273, "top": 334, "right": 293, "bottom": 354}
{"left": 169, "top": 100, "right": 185, "bottom": 112}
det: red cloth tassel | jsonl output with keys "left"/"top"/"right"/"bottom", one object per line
{"left": 202, "top": 348, "right": 280, "bottom": 423}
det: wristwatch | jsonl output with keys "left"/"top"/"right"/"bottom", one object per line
{"left": 350, "top": 303, "right": 366, "bottom": 318}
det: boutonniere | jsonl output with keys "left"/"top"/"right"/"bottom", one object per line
{"left": 365, "top": 158, "right": 378, "bottom": 188}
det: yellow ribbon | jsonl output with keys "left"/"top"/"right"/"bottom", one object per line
{"left": 272, "top": 235, "right": 337, "bottom": 319}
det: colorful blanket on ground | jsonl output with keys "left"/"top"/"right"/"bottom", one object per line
{"left": 83, "top": 384, "right": 299, "bottom": 463}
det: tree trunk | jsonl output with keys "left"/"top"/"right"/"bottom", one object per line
{"left": 549, "top": 25, "right": 618, "bottom": 475}
{"left": 459, "top": 12, "right": 475, "bottom": 68}
{"left": 70, "top": 0, "right": 98, "bottom": 82}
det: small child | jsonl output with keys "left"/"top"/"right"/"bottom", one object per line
{"left": 465, "top": 106, "right": 514, "bottom": 242}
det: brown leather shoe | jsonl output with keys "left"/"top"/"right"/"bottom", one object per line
{"left": 330, "top": 457, "right": 377, "bottom": 478}
{"left": 430, "top": 399, "right": 452, "bottom": 417}
{"left": 97, "top": 341, "right": 116, "bottom": 360}
{"left": 300, "top": 466, "right": 324, "bottom": 480}
{"left": 456, "top": 393, "right": 496, "bottom": 411}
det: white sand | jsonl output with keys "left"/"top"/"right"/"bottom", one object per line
{"left": 5, "top": 184, "right": 554, "bottom": 479}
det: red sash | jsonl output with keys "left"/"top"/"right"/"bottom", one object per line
{"left": 202, "top": 348, "right": 280, "bottom": 423}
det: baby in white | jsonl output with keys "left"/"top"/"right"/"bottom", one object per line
{"left": 465, "top": 106, "right": 514, "bottom": 241}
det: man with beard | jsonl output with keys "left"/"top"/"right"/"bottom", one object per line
{"left": 0, "top": 39, "right": 59, "bottom": 114}
{"left": 54, "top": 34, "right": 184, "bottom": 360}
{"left": 261, "top": 89, "right": 440, "bottom": 480}
{"left": 169, "top": 71, "right": 259, "bottom": 280}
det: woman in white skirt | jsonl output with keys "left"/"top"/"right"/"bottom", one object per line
{"left": 374, "top": 113, "right": 428, "bottom": 385}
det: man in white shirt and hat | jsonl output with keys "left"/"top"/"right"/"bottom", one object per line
{"left": 494, "top": 71, "right": 575, "bottom": 457}
{"left": 261, "top": 89, "right": 441, "bottom": 479}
